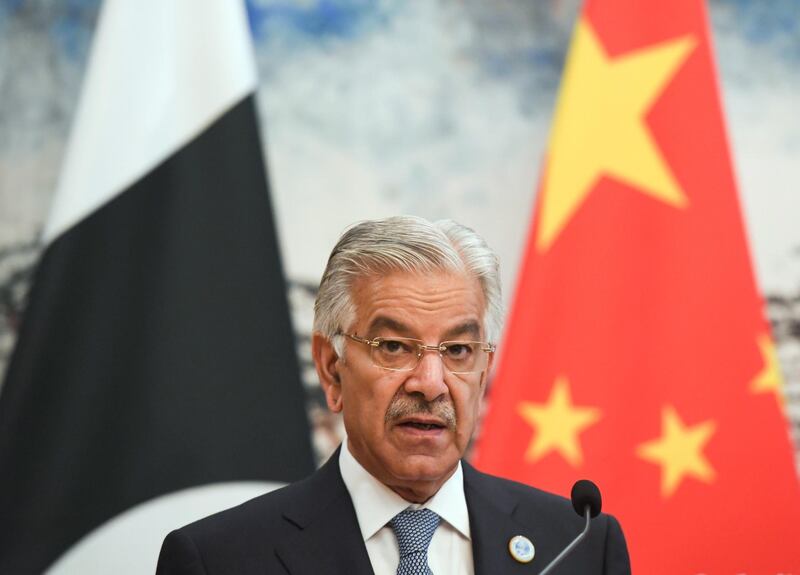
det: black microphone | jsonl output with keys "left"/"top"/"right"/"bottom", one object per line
{"left": 571, "top": 479, "right": 602, "bottom": 518}
{"left": 538, "top": 480, "right": 602, "bottom": 575}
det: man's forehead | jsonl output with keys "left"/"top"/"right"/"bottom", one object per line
{"left": 366, "top": 315, "right": 482, "bottom": 339}
{"left": 348, "top": 269, "right": 486, "bottom": 336}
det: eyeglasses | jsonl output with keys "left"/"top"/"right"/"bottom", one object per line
{"left": 341, "top": 333, "right": 496, "bottom": 374}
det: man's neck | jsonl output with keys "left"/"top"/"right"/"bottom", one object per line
{"left": 346, "top": 438, "right": 456, "bottom": 503}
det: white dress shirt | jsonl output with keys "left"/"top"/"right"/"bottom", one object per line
{"left": 339, "top": 439, "right": 475, "bottom": 575}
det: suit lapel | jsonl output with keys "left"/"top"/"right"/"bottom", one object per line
{"left": 275, "top": 449, "right": 374, "bottom": 575}
{"left": 463, "top": 462, "right": 540, "bottom": 575}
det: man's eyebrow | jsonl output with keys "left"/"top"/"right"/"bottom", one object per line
{"left": 443, "top": 320, "right": 482, "bottom": 340}
{"left": 366, "top": 316, "right": 413, "bottom": 336}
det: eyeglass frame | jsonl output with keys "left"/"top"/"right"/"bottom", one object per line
{"left": 338, "top": 332, "right": 496, "bottom": 374}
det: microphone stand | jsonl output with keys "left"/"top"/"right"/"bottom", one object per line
{"left": 538, "top": 505, "right": 592, "bottom": 575}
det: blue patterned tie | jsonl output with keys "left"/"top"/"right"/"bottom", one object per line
{"left": 389, "top": 508, "right": 441, "bottom": 575}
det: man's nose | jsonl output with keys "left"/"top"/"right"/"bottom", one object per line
{"left": 403, "top": 350, "right": 448, "bottom": 401}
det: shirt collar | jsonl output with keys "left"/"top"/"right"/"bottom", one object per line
{"left": 339, "top": 438, "right": 471, "bottom": 542}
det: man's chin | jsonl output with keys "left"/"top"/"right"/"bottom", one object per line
{"left": 385, "top": 453, "right": 459, "bottom": 486}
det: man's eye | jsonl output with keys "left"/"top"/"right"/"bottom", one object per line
{"left": 378, "top": 340, "right": 413, "bottom": 354}
{"left": 444, "top": 343, "right": 474, "bottom": 359}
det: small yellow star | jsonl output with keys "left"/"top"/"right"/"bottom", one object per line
{"left": 636, "top": 406, "right": 716, "bottom": 498}
{"left": 537, "top": 18, "right": 696, "bottom": 251}
{"left": 517, "top": 376, "right": 601, "bottom": 467}
{"left": 750, "top": 333, "right": 784, "bottom": 404}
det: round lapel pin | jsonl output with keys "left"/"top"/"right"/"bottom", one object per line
{"left": 508, "top": 535, "right": 535, "bottom": 563}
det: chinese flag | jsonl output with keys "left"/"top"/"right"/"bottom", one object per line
{"left": 475, "top": 0, "right": 800, "bottom": 573}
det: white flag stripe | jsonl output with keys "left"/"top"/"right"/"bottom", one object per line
{"left": 44, "top": 0, "right": 257, "bottom": 243}
{"left": 47, "top": 482, "right": 283, "bottom": 574}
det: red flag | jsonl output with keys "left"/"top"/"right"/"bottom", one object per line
{"left": 475, "top": 0, "right": 800, "bottom": 572}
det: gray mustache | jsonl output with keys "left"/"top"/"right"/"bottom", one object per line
{"left": 385, "top": 394, "right": 457, "bottom": 431}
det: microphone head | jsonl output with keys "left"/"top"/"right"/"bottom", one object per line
{"left": 571, "top": 479, "right": 602, "bottom": 518}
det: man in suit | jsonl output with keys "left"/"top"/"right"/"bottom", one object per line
{"left": 157, "top": 216, "right": 630, "bottom": 574}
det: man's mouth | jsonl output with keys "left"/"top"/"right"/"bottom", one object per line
{"left": 397, "top": 419, "right": 447, "bottom": 431}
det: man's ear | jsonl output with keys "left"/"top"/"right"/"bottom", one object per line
{"left": 312, "top": 332, "right": 343, "bottom": 413}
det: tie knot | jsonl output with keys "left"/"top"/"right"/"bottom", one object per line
{"left": 389, "top": 508, "right": 441, "bottom": 557}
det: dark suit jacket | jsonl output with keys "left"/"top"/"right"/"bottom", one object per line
{"left": 156, "top": 450, "right": 630, "bottom": 574}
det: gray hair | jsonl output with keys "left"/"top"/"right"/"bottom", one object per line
{"left": 313, "top": 216, "right": 503, "bottom": 354}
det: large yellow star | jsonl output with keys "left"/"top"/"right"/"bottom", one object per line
{"left": 517, "top": 376, "right": 601, "bottom": 467}
{"left": 636, "top": 406, "right": 716, "bottom": 498}
{"left": 750, "top": 333, "right": 784, "bottom": 404}
{"left": 537, "top": 18, "right": 696, "bottom": 251}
